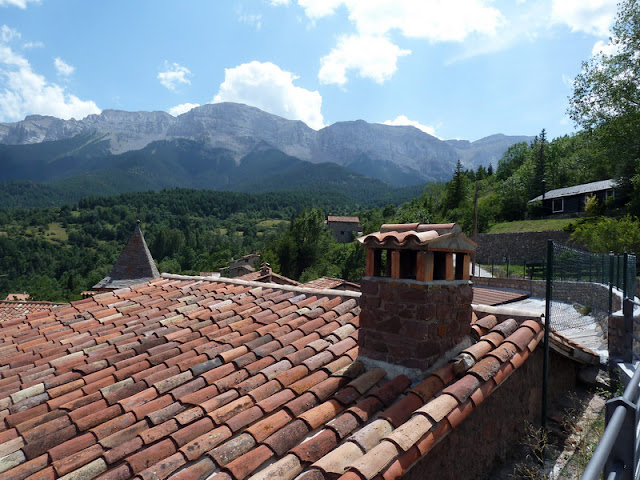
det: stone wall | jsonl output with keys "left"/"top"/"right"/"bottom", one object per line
{"left": 473, "top": 277, "right": 620, "bottom": 314}
{"left": 405, "top": 347, "right": 578, "bottom": 480}
{"left": 359, "top": 277, "right": 472, "bottom": 371}
{"left": 476, "top": 230, "right": 579, "bottom": 263}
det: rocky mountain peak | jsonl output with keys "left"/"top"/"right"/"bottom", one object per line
{"left": 0, "top": 102, "right": 532, "bottom": 185}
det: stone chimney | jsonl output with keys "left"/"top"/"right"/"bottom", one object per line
{"left": 357, "top": 223, "right": 477, "bottom": 378}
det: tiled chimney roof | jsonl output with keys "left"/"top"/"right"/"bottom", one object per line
{"left": 358, "top": 223, "right": 476, "bottom": 251}
{"left": 93, "top": 222, "right": 160, "bottom": 290}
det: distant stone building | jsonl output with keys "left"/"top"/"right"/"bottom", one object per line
{"left": 219, "top": 252, "right": 261, "bottom": 278}
{"left": 237, "top": 263, "right": 301, "bottom": 286}
{"left": 92, "top": 221, "right": 159, "bottom": 292}
{"left": 326, "top": 215, "right": 361, "bottom": 243}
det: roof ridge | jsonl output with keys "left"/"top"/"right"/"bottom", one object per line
{"left": 162, "top": 274, "right": 362, "bottom": 299}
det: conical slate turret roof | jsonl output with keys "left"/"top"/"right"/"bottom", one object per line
{"left": 93, "top": 222, "right": 159, "bottom": 289}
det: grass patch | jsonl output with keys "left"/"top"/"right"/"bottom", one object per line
{"left": 256, "top": 219, "right": 288, "bottom": 230}
{"left": 45, "top": 222, "right": 68, "bottom": 242}
{"left": 487, "top": 218, "right": 576, "bottom": 234}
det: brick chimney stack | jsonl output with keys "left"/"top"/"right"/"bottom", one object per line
{"left": 357, "top": 223, "right": 476, "bottom": 377}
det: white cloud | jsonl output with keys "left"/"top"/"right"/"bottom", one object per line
{"left": 157, "top": 62, "right": 192, "bottom": 91}
{"left": 0, "top": 0, "right": 40, "bottom": 8}
{"left": 0, "top": 42, "right": 100, "bottom": 121}
{"left": 54, "top": 57, "right": 74, "bottom": 77}
{"left": 23, "top": 41, "right": 44, "bottom": 49}
{"left": 239, "top": 13, "right": 263, "bottom": 30}
{"left": 168, "top": 102, "right": 200, "bottom": 116}
{"left": 319, "top": 34, "right": 410, "bottom": 86}
{"left": 551, "top": 0, "right": 617, "bottom": 37}
{"left": 561, "top": 73, "right": 574, "bottom": 89}
{"left": 382, "top": 115, "right": 438, "bottom": 137}
{"left": 1, "top": 25, "right": 20, "bottom": 43}
{"left": 592, "top": 39, "right": 619, "bottom": 57}
{"left": 270, "top": 0, "right": 290, "bottom": 5}
{"left": 293, "top": 0, "right": 504, "bottom": 40}
{"left": 297, "top": 0, "right": 344, "bottom": 19}
{"left": 277, "top": 0, "right": 505, "bottom": 85}
{"left": 213, "top": 61, "right": 324, "bottom": 129}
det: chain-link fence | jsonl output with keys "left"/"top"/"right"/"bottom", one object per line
{"left": 548, "top": 243, "right": 637, "bottom": 331}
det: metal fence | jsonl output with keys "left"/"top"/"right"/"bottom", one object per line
{"left": 549, "top": 245, "right": 636, "bottom": 331}
{"left": 582, "top": 299, "right": 640, "bottom": 480}
{"left": 538, "top": 242, "right": 639, "bottom": 480}
{"left": 481, "top": 251, "right": 636, "bottom": 299}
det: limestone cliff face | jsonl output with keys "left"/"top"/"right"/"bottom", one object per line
{"left": 166, "top": 103, "right": 317, "bottom": 162}
{"left": 0, "top": 103, "right": 529, "bottom": 184}
{"left": 316, "top": 120, "right": 458, "bottom": 182}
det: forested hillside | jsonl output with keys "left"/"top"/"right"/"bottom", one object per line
{"left": 0, "top": 189, "right": 365, "bottom": 301}
{"left": 3, "top": 0, "right": 640, "bottom": 302}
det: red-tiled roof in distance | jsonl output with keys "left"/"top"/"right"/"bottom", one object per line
{"left": 3, "top": 294, "right": 30, "bottom": 302}
{"left": 304, "top": 276, "right": 360, "bottom": 292}
{"left": 0, "top": 300, "right": 65, "bottom": 323}
{"left": 237, "top": 266, "right": 301, "bottom": 286}
{"left": 0, "top": 273, "right": 554, "bottom": 480}
{"left": 327, "top": 216, "right": 360, "bottom": 224}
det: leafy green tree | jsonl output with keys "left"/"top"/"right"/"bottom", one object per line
{"left": 496, "top": 142, "right": 529, "bottom": 181}
{"left": 571, "top": 215, "right": 640, "bottom": 254}
{"left": 275, "top": 209, "right": 335, "bottom": 280}
{"left": 569, "top": 0, "right": 640, "bottom": 209}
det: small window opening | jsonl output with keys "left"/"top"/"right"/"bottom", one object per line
{"left": 399, "top": 250, "right": 416, "bottom": 280}
{"left": 433, "top": 251, "right": 447, "bottom": 280}
{"left": 455, "top": 253, "right": 466, "bottom": 280}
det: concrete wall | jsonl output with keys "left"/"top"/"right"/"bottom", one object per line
{"left": 405, "top": 347, "right": 578, "bottom": 480}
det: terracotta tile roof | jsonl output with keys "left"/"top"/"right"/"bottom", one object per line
{"left": 471, "top": 287, "right": 530, "bottom": 306}
{"left": 327, "top": 216, "right": 360, "bottom": 224}
{"left": 0, "top": 273, "right": 554, "bottom": 480}
{"left": 236, "top": 271, "right": 301, "bottom": 286}
{"left": 0, "top": 300, "right": 65, "bottom": 323}
{"left": 549, "top": 327, "right": 600, "bottom": 365}
{"left": 304, "top": 277, "right": 360, "bottom": 292}
{"left": 3, "top": 294, "right": 30, "bottom": 302}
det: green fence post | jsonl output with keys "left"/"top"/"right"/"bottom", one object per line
{"left": 542, "top": 239, "right": 553, "bottom": 430}
{"left": 609, "top": 252, "right": 614, "bottom": 315}
{"left": 623, "top": 253, "right": 628, "bottom": 299}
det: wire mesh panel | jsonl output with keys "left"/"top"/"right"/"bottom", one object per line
{"left": 549, "top": 244, "right": 637, "bottom": 332}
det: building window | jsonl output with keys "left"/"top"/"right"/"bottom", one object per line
{"left": 552, "top": 198, "right": 564, "bottom": 213}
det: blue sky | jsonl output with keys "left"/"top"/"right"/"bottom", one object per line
{"left": 0, "top": 0, "right": 619, "bottom": 141}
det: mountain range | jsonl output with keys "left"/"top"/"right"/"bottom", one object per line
{"left": 0, "top": 102, "right": 533, "bottom": 204}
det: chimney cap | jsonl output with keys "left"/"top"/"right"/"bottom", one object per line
{"left": 358, "top": 222, "right": 476, "bottom": 252}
